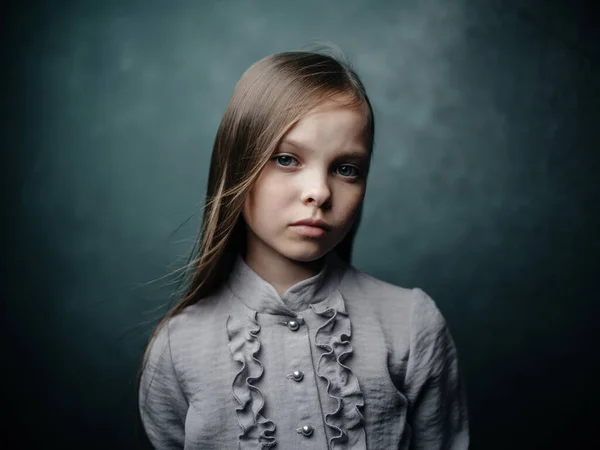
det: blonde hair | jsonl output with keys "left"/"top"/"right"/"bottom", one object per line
{"left": 136, "top": 48, "right": 375, "bottom": 432}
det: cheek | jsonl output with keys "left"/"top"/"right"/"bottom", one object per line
{"left": 257, "top": 177, "right": 293, "bottom": 205}
{"left": 245, "top": 177, "right": 291, "bottom": 223}
{"left": 337, "top": 187, "right": 365, "bottom": 215}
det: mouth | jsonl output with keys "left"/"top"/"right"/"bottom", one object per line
{"left": 289, "top": 224, "right": 328, "bottom": 238}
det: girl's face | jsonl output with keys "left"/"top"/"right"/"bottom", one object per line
{"left": 242, "top": 97, "right": 370, "bottom": 266}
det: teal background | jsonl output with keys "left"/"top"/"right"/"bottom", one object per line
{"left": 3, "top": 0, "right": 598, "bottom": 448}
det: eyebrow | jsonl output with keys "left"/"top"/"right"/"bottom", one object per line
{"left": 280, "top": 139, "right": 370, "bottom": 161}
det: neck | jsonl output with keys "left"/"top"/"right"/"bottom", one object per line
{"left": 243, "top": 246, "right": 326, "bottom": 298}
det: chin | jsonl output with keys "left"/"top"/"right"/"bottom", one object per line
{"left": 278, "top": 242, "right": 331, "bottom": 263}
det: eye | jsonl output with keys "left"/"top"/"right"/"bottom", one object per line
{"left": 273, "top": 155, "right": 298, "bottom": 167}
{"left": 337, "top": 164, "right": 360, "bottom": 178}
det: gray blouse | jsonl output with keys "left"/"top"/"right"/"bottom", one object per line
{"left": 139, "top": 250, "right": 470, "bottom": 449}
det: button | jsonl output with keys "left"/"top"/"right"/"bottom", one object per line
{"left": 287, "top": 370, "right": 304, "bottom": 382}
{"left": 287, "top": 320, "right": 300, "bottom": 331}
{"left": 297, "top": 425, "right": 314, "bottom": 437}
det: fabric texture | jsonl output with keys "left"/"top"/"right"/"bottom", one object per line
{"left": 139, "top": 250, "right": 470, "bottom": 449}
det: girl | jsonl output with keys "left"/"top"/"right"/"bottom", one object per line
{"left": 137, "top": 49, "right": 469, "bottom": 449}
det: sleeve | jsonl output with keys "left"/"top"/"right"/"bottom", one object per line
{"left": 138, "top": 321, "right": 188, "bottom": 449}
{"left": 404, "top": 288, "right": 470, "bottom": 450}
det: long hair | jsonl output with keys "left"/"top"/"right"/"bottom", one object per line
{"left": 136, "top": 48, "right": 375, "bottom": 438}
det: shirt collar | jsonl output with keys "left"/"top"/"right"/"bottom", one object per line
{"left": 226, "top": 249, "right": 347, "bottom": 316}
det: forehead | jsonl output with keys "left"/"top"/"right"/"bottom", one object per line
{"left": 282, "top": 99, "right": 369, "bottom": 150}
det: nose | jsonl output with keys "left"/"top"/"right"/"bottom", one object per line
{"left": 301, "top": 172, "right": 331, "bottom": 208}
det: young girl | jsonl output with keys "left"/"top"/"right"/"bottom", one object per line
{"left": 137, "top": 49, "right": 469, "bottom": 449}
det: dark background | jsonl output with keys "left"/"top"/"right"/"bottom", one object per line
{"left": 2, "top": 0, "right": 598, "bottom": 448}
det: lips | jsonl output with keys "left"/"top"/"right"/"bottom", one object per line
{"left": 290, "top": 224, "right": 327, "bottom": 238}
{"left": 290, "top": 218, "right": 332, "bottom": 231}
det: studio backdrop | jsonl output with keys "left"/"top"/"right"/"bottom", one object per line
{"left": 3, "top": 0, "right": 598, "bottom": 449}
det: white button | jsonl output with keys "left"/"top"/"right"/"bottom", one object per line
{"left": 287, "top": 370, "right": 304, "bottom": 382}
{"left": 287, "top": 320, "right": 300, "bottom": 331}
{"left": 297, "top": 425, "right": 314, "bottom": 437}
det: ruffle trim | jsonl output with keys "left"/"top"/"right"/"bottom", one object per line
{"left": 311, "top": 290, "right": 367, "bottom": 449}
{"left": 226, "top": 310, "right": 277, "bottom": 449}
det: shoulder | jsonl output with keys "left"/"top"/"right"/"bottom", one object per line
{"left": 343, "top": 266, "right": 413, "bottom": 299}
{"left": 341, "top": 265, "right": 436, "bottom": 313}
{"left": 340, "top": 265, "right": 446, "bottom": 335}
{"left": 146, "top": 286, "right": 233, "bottom": 360}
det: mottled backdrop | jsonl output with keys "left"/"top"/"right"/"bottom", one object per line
{"left": 2, "top": 0, "right": 598, "bottom": 448}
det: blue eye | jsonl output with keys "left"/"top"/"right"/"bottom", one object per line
{"left": 273, "top": 155, "right": 360, "bottom": 178}
{"left": 337, "top": 165, "right": 359, "bottom": 177}
{"left": 274, "top": 155, "right": 297, "bottom": 167}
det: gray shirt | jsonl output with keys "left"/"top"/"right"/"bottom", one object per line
{"left": 139, "top": 250, "right": 469, "bottom": 449}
